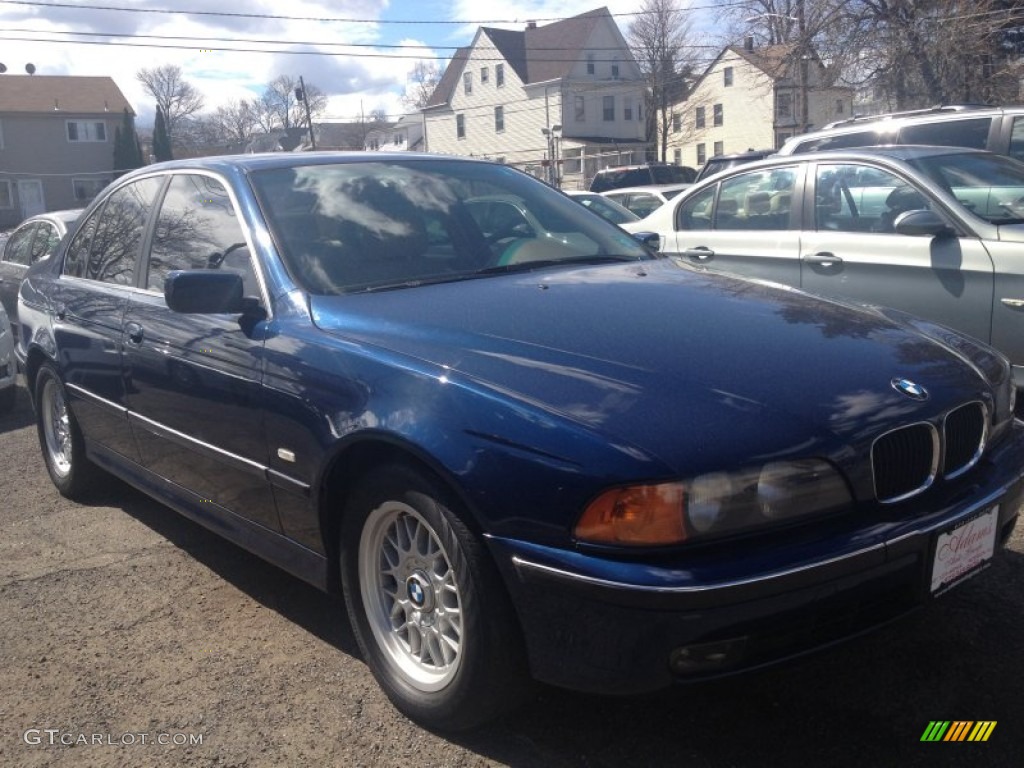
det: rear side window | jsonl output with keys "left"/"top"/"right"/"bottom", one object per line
{"left": 899, "top": 117, "right": 991, "bottom": 150}
{"left": 65, "top": 177, "right": 162, "bottom": 284}
{"left": 714, "top": 168, "right": 798, "bottom": 230}
{"left": 1010, "top": 117, "right": 1024, "bottom": 162}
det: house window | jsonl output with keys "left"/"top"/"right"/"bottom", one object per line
{"left": 72, "top": 177, "right": 109, "bottom": 202}
{"left": 713, "top": 140, "right": 724, "bottom": 155}
{"left": 494, "top": 106, "right": 504, "bottom": 132}
{"left": 463, "top": 72, "right": 472, "bottom": 95}
{"left": 672, "top": 113, "right": 681, "bottom": 133}
{"left": 836, "top": 99, "right": 845, "bottom": 114}
{"left": 0, "top": 119, "right": 4, "bottom": 149}
{"left": 496, "top": 64, "right": 505, "bottom": 87}
{"left": 777, "top": 93, "right": 793, "bottom": 119}
{"left": 696, "top": 143, "right": 706, "bottom": 165}
{"left": 713, "top": 104, "right": 723, "bottom": 127}
{"left": 638, "top": 102, "right": 643, "bottom": 121}
{"left": 456, "top": 114, "right": 465, "bottom": 139}
{"left": 0, "top": 179, "right": 11, "bottom": 208}
{"left": 624, "top": 97, "right": 633, "bottom": 121}
{"left": 695, "top": 107, "right": 705, "bottom": 129}
{"left": 586, "top": 53, "right": 595, "bottom": 75}
{"left": 603, "top": 95, "right": 614, "bottom": 121}
{"left": 674, "top": 148, "right": 682, "bottom": 165}
{"left": 394, "top": 133, "right": 403, "bottom": 145}
{"left": 575, "top": 95, "right": 585, "bottom": 122}
{"left": 724, "top": 67, "right": 733, "bottom": 86}
{"left": 67, "top": 120, "right": 107, "bottom": 142}
{"left": 611, "top": 58, "right": 620, "bottom": 79}
{"left": 481, "top": 67, "right": 489, "bottom": 84}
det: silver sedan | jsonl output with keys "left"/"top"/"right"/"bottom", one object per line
{"left": 639, "top": 146, "right": 1024, "bottom": 385}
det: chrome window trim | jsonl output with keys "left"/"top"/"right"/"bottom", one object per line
{"left": 871, "top": 420, "right": 940, "bottom": 504}
{"left": 942, "top": 400, "right": 988, "bottom": 480}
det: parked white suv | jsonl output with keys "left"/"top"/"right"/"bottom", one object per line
{"left": 778, "top": 104, "right": 1024, "bottom": 161}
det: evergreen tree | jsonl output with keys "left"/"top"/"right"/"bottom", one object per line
{"left": 113, "top": 108, "right": 144, "bottom": 175}
{"left": 153, "top": 106, "right": 173, "bottom": 162}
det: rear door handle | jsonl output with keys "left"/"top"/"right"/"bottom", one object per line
{"left": 804, "top": 252, "right": 844, "bottom": 267}
{"left": 125, "top": 321, "right": 144, "bottom": 345}
{"left": 684, "top": 247, "right": 715, "bottom": 262}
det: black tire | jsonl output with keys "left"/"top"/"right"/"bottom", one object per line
{"left": 340, "top": 463, "right": 531, "bottom": 731}
{"left": 0, "top": 383, "right": 15, "bottom": 414}
{"left": 34, "top": 362, "right": 99, "bottom": 499}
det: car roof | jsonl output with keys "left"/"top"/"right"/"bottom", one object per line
{"left": 118, "top": 151, "right": 492, "bottom": 178}
{"left": 24, "top": 209, "right": 83, "bottom": 226}
{"left": 603, "top": 183, "right": 692, "bottom": 195}
{"left": 708, "top": 144, "right": 991, "bottom": 175}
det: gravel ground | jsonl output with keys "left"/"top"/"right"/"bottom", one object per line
{"left": 1, "top": 378, "right": 1022, "bottom": 768}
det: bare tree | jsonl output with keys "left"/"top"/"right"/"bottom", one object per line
{"left": 253, "top": 75, "right": 327, "bottom": 132}
{"left": 402, "top": 61, "right": 443, "bottom": 110}
{"left": 136, "top": 65, "right": 205, "bottom": 142}
{"left": 210, "top": 99, "right": 261, "bottom": 145}
{"left": 628, "top": 0, "right": 698, "bottom": 162}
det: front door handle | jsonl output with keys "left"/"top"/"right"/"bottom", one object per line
{"left": 684, "top": 247, "right": 715, "bottom": 262}
{"left": 804, "top": 252, "right": 844, "bottom": 267}
{"left": 125, "top": 321, "right": 144, "bottom": 345}
{"left": 1001, "top": 298, "right": 1024, "bottom": 310}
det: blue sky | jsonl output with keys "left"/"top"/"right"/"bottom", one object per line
{"left": 0, "top": 0, "right": 726, "bottom": 127}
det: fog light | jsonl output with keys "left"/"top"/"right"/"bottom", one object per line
{"left": 669, "top": 637, "right": 748, "bottom": 675}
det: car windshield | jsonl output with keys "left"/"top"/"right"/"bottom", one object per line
{"left": 250, "top": 160, "right": 651, "bottom": 294}
{"left": 905, "top": 152, "right": 1024, "bottom": 224}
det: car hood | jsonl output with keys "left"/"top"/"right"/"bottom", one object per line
{"left": 308, "top": 260, "right": 989, "bottom": 474}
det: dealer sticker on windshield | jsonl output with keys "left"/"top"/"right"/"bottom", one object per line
{"left": 931, "top": 506, "right": 999, "bottom": 596}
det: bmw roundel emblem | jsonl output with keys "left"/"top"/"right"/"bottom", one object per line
{"left": 891, "top": 377, "right": 929, "bottom": 401}
{"left": 408, "top": 579, "right": 425, "bottom": 607}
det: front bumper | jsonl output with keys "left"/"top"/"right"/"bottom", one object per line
{"left": 488, "top": 424, "right": 1024, "bottom": 695}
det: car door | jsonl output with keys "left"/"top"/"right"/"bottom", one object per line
{"left": 799, "top": 162, "right": 995, "bottom": 346}
{"left": 122, "top": 172, "right": 279, "bottom": 531}
{"left": 668, "top": 165, "right": 804, "bottom": 286}
{"left": 52, "top": 177, "right": 164, "bottom": 460}
{"left": 0, "top": 221, "right": 41, "bottom": 324}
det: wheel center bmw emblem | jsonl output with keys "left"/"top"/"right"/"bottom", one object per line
{"left": 891, "top": 377, "right": 929, "bottom": 401}
{"left": 408, "top": 579, "right": 425, "bottom": 607}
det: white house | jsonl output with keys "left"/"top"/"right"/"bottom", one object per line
{"left": 422, "top": 7, "right": 648, "bottom": 189}
{"left": 665, "top": 40, "right": 854, "bottom": 168}
{"left": 364, "top": 114, "right": 424, "bottom": 152}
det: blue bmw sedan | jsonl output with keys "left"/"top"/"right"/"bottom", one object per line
{"left": 16, "top": 153, "right": 1024, "bottom": 730}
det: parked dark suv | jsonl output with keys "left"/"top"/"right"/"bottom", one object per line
{"left": 778, "top": 104, "right": 1024, "bottom": 160}
{"left": 589, "top": 163, "right": 696, "bottom": 192}
{"left": 694, "top": 149, "right": 775, "bottom": 182}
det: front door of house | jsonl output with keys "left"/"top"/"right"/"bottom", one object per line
{"left": 17, "top": 180, "right": 45, "bottom": 218}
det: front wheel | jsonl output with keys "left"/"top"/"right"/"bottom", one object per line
{"left": 340, "top": 464, "right": 530, "bottom": 730}
{"left": 34, "top": 363, "right": 99, "bottom": 499}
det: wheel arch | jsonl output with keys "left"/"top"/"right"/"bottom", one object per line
{"left": 315, "top": 433, "right": 487, "bottom": 595}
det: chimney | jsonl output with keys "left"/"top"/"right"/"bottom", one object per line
{"left": 745, "top": 36, "right": 754, "bottom": 52}
{"left": 526, "top": 20, "right": 537, "bottom": 30}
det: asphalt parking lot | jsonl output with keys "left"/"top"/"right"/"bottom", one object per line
{"left": 1, "top": 378, "right": 1022, "bottom": 768}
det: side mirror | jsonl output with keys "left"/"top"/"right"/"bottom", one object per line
{"left": 894, "top": 210, "right": 955, "bottom": 238}
{"left": 632, "top": 231, "right": 661, "bottom": 251}
{"left": 165, "top": 270, "right": 244, "bottom": 314}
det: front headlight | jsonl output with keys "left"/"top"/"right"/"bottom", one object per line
{"left": 575, "top": 459, "right": 852, "bottom": 546}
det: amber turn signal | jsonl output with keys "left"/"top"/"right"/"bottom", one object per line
{"left": 575, "top": 482, "right": 687, "bottom": 545}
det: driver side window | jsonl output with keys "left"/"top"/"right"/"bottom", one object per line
{"left": 147, "top": 174, "right": 257, "bottom": 297}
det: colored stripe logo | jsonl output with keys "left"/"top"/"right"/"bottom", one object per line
{"left": 921, "top": 721, "right": 996, "bottom": 742}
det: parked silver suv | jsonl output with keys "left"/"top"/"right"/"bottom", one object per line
{"left": 777, "top": 105, "right": 1024, "bottom": 162}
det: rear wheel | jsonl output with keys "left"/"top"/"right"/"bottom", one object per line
{"left": 35, "top": 363, "right": 99, "bottom": 499}
{"left": 340, "top": 463, "right": 530, "bottom": 730}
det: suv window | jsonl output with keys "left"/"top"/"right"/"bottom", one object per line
{"left": 899, "top": 117, "right": 991, "bottom": 149}
{"left": 791, "top": 130, "right": 894, "bottom": 154}
{"left": 1011, "top": 117, "right": 1024, "bottom": 162}
{"left": 590, "top": 165, "right": 694, "bottom": 192}
{"left": 147, "top": 174, "right": 256, "bottom": 296}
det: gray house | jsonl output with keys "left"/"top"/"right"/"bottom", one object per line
{"left": 0, "top": 75, "right": 133, "bottom": 229}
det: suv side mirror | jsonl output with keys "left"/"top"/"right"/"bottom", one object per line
{"left": 894, "top": 209, "right": 955, "bottom": 238}
{"left": 165, "top": 270, "right": 244, "bottom": 314}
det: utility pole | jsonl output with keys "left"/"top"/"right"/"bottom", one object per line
{"left": 797, "top": 0, "right": 809, "bottom": 134}
{"left": 297, "top": 75, "right": 317, "bottom": 150}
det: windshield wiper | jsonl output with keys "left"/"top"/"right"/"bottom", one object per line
{"left": 475, "top": 255, "right": 639, "bottom": 275}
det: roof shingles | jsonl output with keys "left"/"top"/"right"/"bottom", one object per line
{"left": 0, "top": 75, "right": 133, "bottom": 114}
